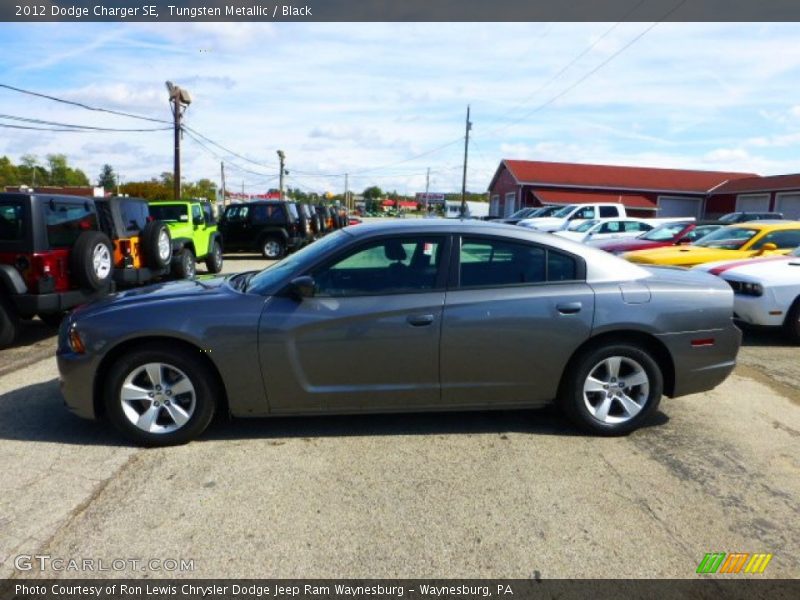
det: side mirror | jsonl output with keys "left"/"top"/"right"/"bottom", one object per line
{"left": 288, "top": 275, "right": 315, "bottom": 300}
{"left": 759, "top": 242, "right": 778, "bottom": 254}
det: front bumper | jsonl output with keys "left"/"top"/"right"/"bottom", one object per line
{"left": 56, "top": 325, "right": 100, "bottom": 420}
{"left": 732, "top": 292, "right": 785, "bottom": 327}
{"left": 656, "top": 323, "right": 742, "bottom": 398}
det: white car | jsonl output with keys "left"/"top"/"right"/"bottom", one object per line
{"left": 694, "top": 246, "right": 800, "bottom": 342}
{"left": 553, "top": 218, "right": 654, "bottom": 243}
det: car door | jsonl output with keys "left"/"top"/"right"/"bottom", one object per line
{"left": 440, "top": 235, "right": 595, "bottom": 408}
{"left": 258, "top": 234, "right": 450, "bottom": 414}
{"left": 191, "top": 203, "right": 211, "bottom": 255}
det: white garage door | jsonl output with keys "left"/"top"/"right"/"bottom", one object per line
{"left": 658, "top": 196, "right": 703, "bottom": 218}
{"left": 736, "top": 193, "right": 770, "bottom": 212}
{"left": 775, "top": 193, "right": 800, "bottom": 220}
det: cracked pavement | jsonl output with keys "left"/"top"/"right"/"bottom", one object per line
{"left": 0, "top": 256, "right": 798, "bottom": 579}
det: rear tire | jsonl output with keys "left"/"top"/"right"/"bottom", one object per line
{"left": 104, "top": 345, "right": 217, "bottom": 446}
{"left": 141, "top": 221, "right": 172, "bottom": 269}
{"left": 261, "top": 237, "right": 285, "bottom": 259}
{"left": 71, "top": 231, "right": 114, "bottom": 291}
{"left": 0, "top": 295, "right": 20, "bottom": 349}
{"left": 205, "top": 241, "right": 223, "bottom": 274}
{"left": 174, "top": 248, "right": 196, "bottom": 280}
{"left": 559, "top": 343, "right": 663, "bottom": 436}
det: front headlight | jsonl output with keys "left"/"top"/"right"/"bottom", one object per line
{"left": 727, "top": 279, "right": 763, "bottom": 296}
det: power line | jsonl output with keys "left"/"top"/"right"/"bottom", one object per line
{"left": 0, "top": 113, "right": 171, "bottom": 132}
{"left": 0, "top": 122, "right": 169, "bottom": 133}
{"left": 0, "top": 82, "right": 171, "bottom": 124}
{"left": 182, "top": 127, "right": 278, "bottom": 179}
{"left": 182, "top": 124, "right": 275, "bottom": 169}
{"left": 477, "top": 0, "right": 688, "bottom": 139}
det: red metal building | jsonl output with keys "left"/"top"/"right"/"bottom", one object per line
{"left": 487, "top": 160, "right": 758, "bottom": 218}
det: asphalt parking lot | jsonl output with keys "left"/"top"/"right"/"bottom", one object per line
{"left": 0, "top": 254, "right": 798, "bottom": 579}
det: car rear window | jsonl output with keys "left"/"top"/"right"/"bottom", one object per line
{"left": 252, "top": 204, "right": 285, "bottom": 223}
{"left": 149, "top": 204, "right": 188, "bottom": 222}
{"left": 46, "top": 200, "right": 98, "bottom": 248}
{"left": 0, "top": 201, "right": 24, "bottom": 241}
{"left": 118, "top": 199, "right": 150, "bottom": 234}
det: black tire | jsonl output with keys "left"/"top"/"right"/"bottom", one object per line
{"left": 174, "top": 248, "right": 196, "bottom": 280}
{"left": 0, "top": 295, "right": 20, "bottom": 349}
{"left": 784, "top": 297, "right": 800, "bottom": 344}
{"left": 71, "top": 231, "right": 114, "bottom": 291}
{"left": 39, "top": 311, "right": 67, "bottom": 327}
{"left": 141, "top": 221, "right": 172, "bottom": 269}
{"left": 559, "top": 343, "right": 663, "bottom": 436}
{"left": 205, "top": 240, "right": 223, "bottom": 274}
{"left": 104, "top": 345, "right": 217, "bottom": 446}
{"left": 260, "top": 236, "right": 285, "bottom": 259}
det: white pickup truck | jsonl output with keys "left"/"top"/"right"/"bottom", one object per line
{"left": 517, "top": 203, "right": 626, "bottom": 233}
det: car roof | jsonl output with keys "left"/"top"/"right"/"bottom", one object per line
{"left": 728, "top": 220, "right": 800, "bottom": 230}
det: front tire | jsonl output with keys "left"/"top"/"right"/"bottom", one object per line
{"left": 105, "top": 345, "right": 217, "bottom": 446}
{"left": 783, "top": 297, "right": 800, "bottom": 344}
{"left": 559, "top": 343, "right": 663, "bottom": 436}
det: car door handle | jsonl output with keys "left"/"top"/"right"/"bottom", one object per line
{"left": 407, "top": 314, "right": 435, "bottom": 327}
{"left": 556, "top": 302, "right": 582, "bottom": 315}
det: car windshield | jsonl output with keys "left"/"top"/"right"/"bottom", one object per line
{"left": 246, "top": 229, "right": 349, "bottom": 294}
{"left": 693, "top": 227, "right": 758, "bottom": 249}
{"left": 536, "top": 206, "right": 561, "bottom": 217}
{"left": 791, "top": 246, "right": 800, "bottom": 257}
{"left": 641, "top": 222, "right": 689, "bottom": 241}
{"left": 552, "top": 204, "right": 576, "bottom": 218}
{"left": 718, "top": 213, "right": 739, "bottom": 223}
{"left": 149, "top": 204, "right": 187, "bottom": 222}
{"left": 509, "top": 208, "right": 533, "bottom": 219}
{"left": 571, "top": 219, "right": 599, "bottom": 232}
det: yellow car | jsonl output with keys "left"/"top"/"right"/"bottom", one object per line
{"left": 623, "top": 221, "right": 800, "bottom": 267}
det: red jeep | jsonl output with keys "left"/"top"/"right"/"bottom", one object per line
{"left": 0, "top": 192, "right": 115, "bottom": 347}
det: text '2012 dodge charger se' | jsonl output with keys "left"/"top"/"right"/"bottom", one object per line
{"left": 57, "top": 220, "right": 741, "bottom": 446}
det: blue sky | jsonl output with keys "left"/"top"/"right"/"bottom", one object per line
{"left": 1, "top": 22, "right": 800, "bottom": 195}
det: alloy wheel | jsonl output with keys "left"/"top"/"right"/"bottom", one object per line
{"left": 119, "top": 362, "right": 196, "bottom": 434}
{"left": 157, "top": 230, "right": 171, "bottom": 261}
{"left": 582, "top": 356, "right": 650, "bottom": 425}
{"left": 92, "top": 243, "right": 112, "bottom": 279}
{"left": 263, "top": 240, "right": 281, "bottom": 259}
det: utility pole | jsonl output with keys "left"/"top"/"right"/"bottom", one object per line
{"left": 166, "top": 81, "right": 192, "bottom": 201}
{"left": 344, "top": 173, "right": 349, "bottom": 211}
{"left": 277, "top": 150, "right": 286, "bottom": 201}
{"left": 424, "top": 167, "right": 430, "bottom": 214}
{"left": 220, "top": 161, "right": 227, "bottom": 208}
{"left": 460, "top": 105, "right": 472, "bottom": 218}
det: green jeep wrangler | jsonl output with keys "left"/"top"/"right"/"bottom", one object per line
{"left": 148, "top": 200, "right": 223, "bottom": 279}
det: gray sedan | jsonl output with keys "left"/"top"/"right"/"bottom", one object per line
{"left": 57, "top": 220, "right": 741, "bottom": 446}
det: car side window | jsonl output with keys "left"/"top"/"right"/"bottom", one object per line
{"left": 0, "top": 202, "right": 24, "bottom": 241}
{"left": 459, "top": 238, "right": 578, "bottom": 288}
{"left": 574, "top": 207, "right": 595, "bottom": 219}
{"left": 191, "top": 204, "right": 203, "bottom": 224}
{"left": 312, "top": 236, "right": 445, "bottom": 297}
{"left": 202, "top": 203, "right": 215, "bottom": 225}
{"left": 751, "top": 229, "right": 800, "bottom": 249}
{"left": 624, "top": 221, "right": 649, "bottom": 232}
{"left": 599, "top": 221, "right": 621, "bottom": 233}
{"left": 599, "top": 206, "right": 618, "bottom": 218}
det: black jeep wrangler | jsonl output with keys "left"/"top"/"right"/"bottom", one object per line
{"left": 0, "top": 192, "right": 114, "bottom": 347}
{"left": 219, "top": 201, "right": 305, "bottom": 259}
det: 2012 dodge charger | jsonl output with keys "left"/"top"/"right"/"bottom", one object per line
{"left": 57, "top": 220, "right": 741, "bottom": 446}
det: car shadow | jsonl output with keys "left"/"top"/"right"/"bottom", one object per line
{"left": 0, "top": 378, "right": 669, "bottom": 446}
{"left": 740, "top": 324, "right": 795, "bottom": 348}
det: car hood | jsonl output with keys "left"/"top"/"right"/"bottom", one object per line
{"left": 521, "top": 217, "right": 564, "bottom": 229}
{"left": 591, "top": 238, "right": 669, "bottom": 252}
{"left": 73, "top": 275, "right": 232, "bottom": 317}
{"left": 695, "top": 255, "right": 800, "bottom": 280}
{"left": 623, "top": 245, "right": 745, "bottom": 266}
{"left": 554, "top": 230, "right": 585, "bottom": 241}
{"left": 641, "top": 263, "right": 734, "bottom": 292}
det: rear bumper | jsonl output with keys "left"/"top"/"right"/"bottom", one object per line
{"left": 11, "top": 285, "right": 112, "bottom": 316}
{"left": 656, "top": 324, "right": 742, "bottom": 398}
{"left": 112, "top": 266, "right": 168, "bottom": 286}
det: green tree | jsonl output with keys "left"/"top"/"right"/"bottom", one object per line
{"left": 97, "top": 164, "right": 117, "bottom": 191}
{"left": 362, "top": 186, "right": 383, "bottom": 201}
{"left": 0, "top": 156, "right": 20, "bottom": 188}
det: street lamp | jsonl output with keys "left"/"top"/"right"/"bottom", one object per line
{"left": 166, "top": 81, "right": 192, "bottom": 201}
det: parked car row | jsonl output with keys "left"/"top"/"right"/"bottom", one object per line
{"left": 0, "top": 192, "right": 353, "bottom": 347}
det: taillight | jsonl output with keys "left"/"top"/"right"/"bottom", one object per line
{"left": 119, "top": 240, "right": 132, "bottom": 256}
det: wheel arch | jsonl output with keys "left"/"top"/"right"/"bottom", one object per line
{"left": 92, "top": 336, "right": 230, "bottom": 420}
{"left": 0, "top": 264, "right": 27, "bottom": 295}
{"left": 558, "top": 329, "right": 676, "bottom": 399}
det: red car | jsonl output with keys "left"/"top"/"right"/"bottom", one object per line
{"left": 588, "top": 220, "right": 723, "bottom": 255}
